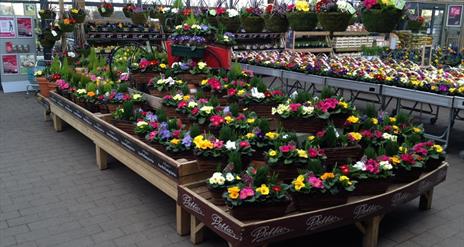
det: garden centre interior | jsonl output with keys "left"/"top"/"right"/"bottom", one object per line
{"left": 1, "top": 0, "right": 464, "bottom": 246}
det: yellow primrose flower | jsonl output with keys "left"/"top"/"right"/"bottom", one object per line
{"left": 346, "top": 115, "right": 360, "bottom": 124}
{"left": 348, "top": 132, "right": 362, "bottom": 141}
{"left": 431, "top": 85, "right": 437, "bottom": 91}
{"left": 170, "top": 138, "right": 180, "bottom": 145}
{"left": 224, "top": 115, "right": 234, "bottom": 124}
{"left": 307, "top": 135, "right": 315, "bottom": 141}
{"left": 237, "top": 89, "right": 245, "bottom": 96}
{"left": 256, "top": 184, "right": 270, "bottom": 195}
{"left": 433, "top": 144, "right": 443, "bottom": 153}
{"left": 193, "top": 135, "right": 204, "bottom": 148}
{"left": 399, "top": 146, "right": 408, "bottom": 153}
{"left": 339, "top": 101, "right": 349, "bottom": 109}
{"left": 265, "top": 132, "right": 279, "bottom": 140}
{"left": 71, "top": 9, "right": 79, "bottom": 14}
{"left": 390, "top": 155, "right": 401, "bottom": 165}
{"left": 247, "top": 118, "right": 255, "bottom": 124}
{"left": 413, "top": 127, "right": 422, "bottom": 133}
{"left": 459, "top": 87, "right": 464, "bottom": 93}
{"left": 159, "top": 63, "right": 167, "bottom": 69}
{"left": 228, "top": 186, "right": 240, "bottom": 199}
{"left": 392, "top": 125, "right": 399, "bottom": 134}
{"left": 183, "top": 95, "right": 190, "bottom": 101}
{"left": 339, "top": 175, "right": 352, "bottom": 185}
{"left": 449, "top": 88, "right": 456, "bottom": 93}
{"left": 389, "top": 117, "right": 396, "bottom": 123}
{"left": 201, "top": 79, "right": 208, "bottom": 85}
{"left": 320, "top": 172, "right": 335, "bottom": 180}
{"left": 371, "top": 118, "right": 379, "bottom": 125}
{"left": 295, "top": 0, "right": 310, "bottom": 12}
{"left": 297, "top": 149, "right": 308, "bottom": 158}
{"left": 268, "top": 150, "right": 277, "bottom": 157}
{"left": 245, "top": 132, "right": 255, "bottom": 139}
{"left": 293, "top": 175, "right": 306, "bottom": 191}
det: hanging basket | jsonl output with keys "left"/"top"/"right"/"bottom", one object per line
{"left": 70, "top": 11, "right": 86, "bottom": 23}
{"left": 131, "top": 12, "right": 148, "bottom": 25}
{"left": 218, "top": 16, "right": 241, "bottom": 33}
{"left": 286, "top": 12, "right": 318, "bottom": 31}
{"left": 317, "top": 12, "right": 352, "bottom": 32}
{"left": 263, "top": 14, "right": 289, "bottom": 33}
{"left": 58, "top": 22, "right": 75, "bottom": 33}
{"left": 98, "top": 7, "right": 114, "bottom": 18}
{"left": 207, "top": 16, "right": 219, "bottom": 27}
{"left": 406, "top": 20, "right": 423, "bottom": 33}
{"left": 39, "top": 10, "right": 56, "bottom": 20}
{"left": 361, "top": 8, "right": 402, "bottom": 33}
{"left": 230, "top": 200, "right": 290, "bottom": 220}
{"left": 240, "top": 16, "right": 265, "bottom": 33}
{"left": 291, "top": 192, "right": 347, "bottom": 211}
{"left": 171, "top": 45, "right": 206, "bottom": 59}
{"left": 40, "top": 39, "right": 56, "bottom": 49}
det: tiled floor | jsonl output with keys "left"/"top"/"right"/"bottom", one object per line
{"left": 0, "top": 92, "right": 463, "bottom": 247}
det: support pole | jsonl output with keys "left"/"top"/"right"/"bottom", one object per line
{"left": 95, "top": 144, "right": 108, "bottom": 170}
{"left": 190, "top": 215, "right": 205, "bottom": 244}
{"left": 419, "top": 189, "right": 434, "bottom": 210}
{"left": 52, "top": 113, "right": 63, "bottom": 132}
{"left": 176, "top": 204, "right": 190, "bottom": 236}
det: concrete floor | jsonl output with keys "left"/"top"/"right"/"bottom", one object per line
{"left": 0, "top": 92, "right": 463, "bottom": 247}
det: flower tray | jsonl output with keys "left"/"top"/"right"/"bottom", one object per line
{"left": 323, "top": 144, "right": 363, "bottom": 168}
{"left": 263, "top": 14, "right": 288, "bottom": 33}
{"left": 196, "top": 156, "right": 224, "bottom": 173}
{"left": 286, "top": 12, "right": 318, "bottom": 31}
{"left": 291, "top": 192, "right": 348, "bottom": 212}
{"left": 171, "top": 45, "right": 205, "bottom": 59}
{"left": 208, "top": 188, "right": 226, "bottom": 206}
{"left": 240, "top": 16, "right": 265, "bottom": 33}
{"left": 98, "top": 104, "right": 109, "bottom": 114}
{"left": 148, "top": 88, "right": 171, "bottom": 98}
{"left": 111, "top": 119, "right": 135, "bottom": 135}
{"left": 361, "top": 8, "right": 402, "bottom": 33}
{"left": 269, "top": 163, "right": 306, "bottom": 182}
{"left": 218, "top": 16, "right": 241, "bottom": 33}
{"left": 176, "top": 73, "right": 208, "bottom": 86}
{"left": 245, "top": 103, "right": 274, "bottom": 118}
{"left": 317, "top": 12, "right": 352, "bottom": 32}
{"left": 423, "top": 157, "right": 445, "bottom": 172}
{"left": 130, "top": 72, "right": 159, "bottom": 91}
{"left": 391, "top": 168, "right": 423, "bottom": 183}
{"left": 161, "top": 106, "right": 191, "bottom": 126}
{"left": 349, "top": 179, "right": 391, "bottom": 196}
{"left": 230, "top": 200, "right": 290, "bottom": 221}
{"left": 280, "top": 113, "right": 348, "bottom": 133}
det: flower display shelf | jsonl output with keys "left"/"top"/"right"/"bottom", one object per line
{"left": 42, "top": 92, "right": 206, "bottom": 236}
{"left": 178, "top": 163, "right": 448, "bottom": 247}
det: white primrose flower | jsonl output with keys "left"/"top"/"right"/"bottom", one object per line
{"left": 173, "top": 94, "right": 183, "bottom": 101}
{"left": 200, "top": 106, "right": 214, "bottom": 114}
{"left": 380, "top": 161, "right": 393, "bottom": 170}
{"left": 136, "top": 121, "right": 148, "bottom": 127}
{"left": 225, "top": 173, "right": 235, "bottom": 182}
{"left": 188, "top": 101, "right": 198, "bottom": 108}
{"left": 353, "top": 161, "right": 366, "bottom": 171}
{"left": 225, "top": 140, "right": 237, "bottom": 150}
{"left": 251, "top": 87, "right": 265, "bottom": 99}
{"left": 226, "top": 9, "right": 239, "bottom": 18}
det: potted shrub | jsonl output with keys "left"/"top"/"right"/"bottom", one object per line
{"left": 286, "top": 0, "right": 318, "bottom": 31}
{"left": 316, "top": 0, "right": 354, "bottom": 32}
{"left": 69, "top": 8, "right": 86, "bottom": 23}
{"left": 360, "top": 0, "right": 404, "bottom": 33}
{"left": 406, "top": 15, "right": 425, "bottom": 33}
{"left": 286, "top": 171, "right": 355, "bottom": 211}
{"left": 98, "top": 1, "right": 114, "bottom": 18}
{"left": 240, "top": 5, "right": 264, "bottom": 33}
{"left": 263, "top": 1, "right": 289, "bottom": 33}
{"left": 224, "top": 166, "right": 290, "bottom": 220}
{"left": 218, "top": 9, "right": 241, "bottom": 33}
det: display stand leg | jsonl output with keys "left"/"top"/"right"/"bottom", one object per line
{"left": 176, "top": 204, "right": 190, "bottom": 236}
{"left": 419, "top": 189, "right": 434, "bottom": 210}
{"left": 52, "top": 113, "right": 63, "bottom": 132}
{"left": 44, "top": 108, "right": 51, "bottom": 121}
{"left": 95, "top": 144, "right": 108, "bottom": 170}
{"left": 355, "top": 214, "right": 384, "bottom": 247}
{"left": 190, "top": 215, "right": 205, "bottom": 244}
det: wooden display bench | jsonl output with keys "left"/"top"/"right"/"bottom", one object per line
{"left": 178, "top": 163, "right": 448, "bottom": 247}
{"left": 44, "top": 91, "right": 206, "bottom": 236}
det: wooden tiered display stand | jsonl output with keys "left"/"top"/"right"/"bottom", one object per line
{"left": 41, "top": 91, "right": 206, "bottom": 236}
{"left": 178, "top": 163, "right": 448, "bottom": 247}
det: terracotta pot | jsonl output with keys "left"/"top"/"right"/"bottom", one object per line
{"left": 37, "top": 77, "right": 57, "bottom": 97}
{"left": 291, "top": 192, "right": 347, "bottom": 211}
{"left": 208, "top": 187, "right": 226, "bottom": 206}
{"left": 349, "top": 178, "right": 391, "bottom": 196}
{"left": 230, "top": 200, "right": 290, "bottom": 220}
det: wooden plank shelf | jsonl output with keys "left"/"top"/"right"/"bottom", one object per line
{"left": 178, "top": 163, "right": 448, "bottom": 247}
{"left": 293, "top": 47, "right": 333, "bottom": 53}
{"left": 334, "top": 47, "right": 363, "bottom": 52}
{"left": 44, "top": 92, "right": 207, "bottom": 236}
{"left": 333, "top": 31, "right": 371, "bottom": 36}
{"left": 294, "top": 31, "right": 331, "bottom": 37}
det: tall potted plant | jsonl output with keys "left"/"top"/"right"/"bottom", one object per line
{"left": 361, "top": 0, "right": 405, "bottom": 33}
{"left": 286, "top": 0, "right": 318, "bottom": 31}
{"left": 263, "top": 1, "right": 289, "bottom": 33}
{"left": 316, "top": 0, "right": 355, "bottom": 32}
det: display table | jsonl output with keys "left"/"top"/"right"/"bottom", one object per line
{"left": 178, "top": 163, "right": 448, "bottom": 247}
{"left": 42, "top": 91, "right": 206, "bottom": 235}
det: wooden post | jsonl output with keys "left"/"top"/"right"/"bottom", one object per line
{"left": 59, "top": 0, "right": 66, "bottom": 54}
{"left": 95, "top": 144, "right": 108, "bottom": 170}
{"left": 419, "top": 189, "right": 434, "bottom": 210}
{"left": 51, "top": 113, "right": 63, "bottom": 132}
{"left": 190, "top": 215, "right": 205, "bottom": 244}
{"left": 176, "top": 205, "right": 190, "bottom": 236}
{"left": 356, "top": 214, "right": 384, "bottom": 247}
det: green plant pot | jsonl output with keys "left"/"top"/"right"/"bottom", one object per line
{"left": 240, "top": 15, "right": 264, "bottom": 33}
{"left": 218, "top": 16, "right": 241, "bottom": 33}
{"left": 171, "top": 45, "right": 205, "bottom": 59}
{"left": 318, "top": 12, "right": 352, "bottom": 32}
{"left": 406, "top": 20, "right": 423, "bottom": 33}
{"left": 131, "top": 12, "right": 148, "bottom": 25}
{"left": 59, "top": 23, "right": 75, "bottom": 33}
{"left": 263, "top": 14, "right": 288, "bottom": 33}
{"left": 286, "top": 12, "right": 318, "bottom": 31}
{"left": 98, "top": 7, "right": 114, "bottom": 18}
{"left": 70, "top": 12, "right": 86, "bottom": 23}
{"left": 207, "top": 16, "right": 219, "bottom": 27}
{"left": 361, "top": 8, "right": 402, "bottom": 33}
